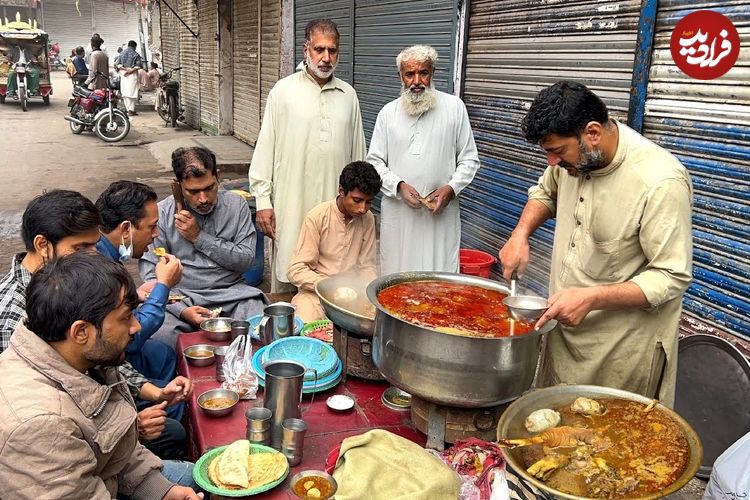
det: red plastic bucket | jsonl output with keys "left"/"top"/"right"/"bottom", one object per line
{"left": 459, "top": 249, "right": 497, "bottom": 278}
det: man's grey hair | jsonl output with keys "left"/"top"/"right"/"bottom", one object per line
{"left": 305, "top": 19, "right": 339, "bottom": 44}
{"left": 396, "top": 45, "right": 439, "bottom": 72}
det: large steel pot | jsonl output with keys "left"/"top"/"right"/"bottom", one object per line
{"left": 316, "top": 275, "right": 375, "bottom": 336}
{"left": 366, "top": 272, "right": 557, "bottom": 408}
{"left": 497, "top": 384, "right": 703, "bottom": 499}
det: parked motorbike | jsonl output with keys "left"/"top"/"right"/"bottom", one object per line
{"left": 12, "top": 59, "right": 30, "bottom": 112}
{"left": 156, "top": 67, "right": 183, "bottom": 127}
{"left": 64, "top": 71, "right": 130, "bottom": 143}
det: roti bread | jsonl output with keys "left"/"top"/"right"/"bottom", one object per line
{"left": 216, "top": 440, "right": 251, "bottom": 489}
{"left": 247, "top": 451, "right": 288, "bottom": 488}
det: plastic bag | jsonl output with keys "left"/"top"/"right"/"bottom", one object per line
{"left": 221, "top": 334, "right": 258, "bottom": 399}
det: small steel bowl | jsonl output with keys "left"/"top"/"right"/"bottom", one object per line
{"left": 183, "top": 344, "right": 216, "bottom": 367}
{"left": 200, "top": 317, "right": 233, "bottom": 341}
{"left": 290, "top": 469, "right": 338, "bottom": 499}
{"left": 503, "top": 295, "right": 549, "bottom": 322}
{"left": 197, "top": 388, "right": 239, "bottom": 417}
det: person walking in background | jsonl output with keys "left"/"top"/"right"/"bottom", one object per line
{"left": 86, "top": 35, "right": 109, "bottom": 90}
{"left": 248, "top": 18, "right": 365, "bottom": 293}
{"left": 117, "top": 40, "right": 143, "bottom": 116}
{"left": 367, "top": 44, "right": 480, "bottom": 275}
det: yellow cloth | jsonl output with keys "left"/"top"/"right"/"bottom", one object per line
{"left": 287, "top": 199, "right": 377, "bottom": 322}
{"left": 332, "top": 429, "right": 461, "bottom": 500}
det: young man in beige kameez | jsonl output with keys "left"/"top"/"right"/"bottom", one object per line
{"left": 499, "top": 81, "right": 693, "bottom": 406}
{"left": 287, "top": 162, "right": 381, "bottom": 322}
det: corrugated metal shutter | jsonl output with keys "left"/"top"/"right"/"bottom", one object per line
{"left": 353, "top": 0, "right": 456, "bottom": 142}
{"left": 294, "top": 0, "right": 353, "bottom": 84}
{"left": 233, "top": 0, "right": 260, "bottom": 144}
{"left": 92, "top": 0, "right": 141, "bottom": 65}
{"left": 179, "top": 0, "right": 200, "bottom": 129}
{"left": 41, "top": 0, "right": 93, "bottom": 58}
{"left": 643, "top": 1, "right": 750, "bottom": 340}
{"left": 198, "top": 0, "right": 219, "bottom": 134}
{"left": 460, "top": 0, "right": 642, "bottom": 296}
{"left": 260, "top": 0, "right": 280, "bottom": 113}
{"left": 160, "top": 1, "right": 181, "bottom": 74}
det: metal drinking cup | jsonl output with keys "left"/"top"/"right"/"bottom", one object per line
{"left": 231, "top": 320, "right": 250, "bottom": 341}
{"left": 281, "top": 418, "right": 308, "bottom": 466}
{"left": 246, "top": 407, "right": 272, "bottom": 445}
{"left": 214, "top": 346, "right": 228, "bottom": 381}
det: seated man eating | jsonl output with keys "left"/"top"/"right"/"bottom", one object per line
{"left": 0, "top": 252, "right": 201, "bottom": 499}
{"left": 140, "top": 146, "right": 266, "bottom": 348}
{"left": 287, "top": 161, "right": 381, "bottom": 322}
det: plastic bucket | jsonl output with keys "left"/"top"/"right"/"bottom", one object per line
{"left": 459, "top": 249, "right": 497, "bottom": 278}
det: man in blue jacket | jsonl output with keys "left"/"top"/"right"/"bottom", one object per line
{"left": 96, "top": 181, "right": 183, "bottom": 386}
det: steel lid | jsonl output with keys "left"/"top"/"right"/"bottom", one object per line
{"left": 382, "top": 386, "right": 412, "bottom": 411}
{"left": 674, "top": 334, "right": 750, "bottom": 478}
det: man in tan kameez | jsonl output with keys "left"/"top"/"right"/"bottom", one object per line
{"left": 287, "top": 162, "right": 381, "bottom": 322}
{"left": 249, "top": 19, "right": 366, "bottom": 292}
{"left": 499, "top": 81, "right": 693, "bottom": 406}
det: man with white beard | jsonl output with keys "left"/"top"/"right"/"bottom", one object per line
{"left": 367, "top": 45, "right": 480, "bottom": 275}
{"left": 249, "top": 19, "right": 365, "bottom": 292}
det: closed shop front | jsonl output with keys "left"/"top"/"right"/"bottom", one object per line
{"left": 642, "top": 1, "right": 750, "bottom": 340}
{"left": 294, "top": 0, "right": 456, "bottom": 142}
{"left": 232, "top": 0, "right": 280, "bottom": 145}
{"left": 459, "top": 0, "right": 642, "bottom": 295}
{"left": 198, "top": 0, "right": 218, "bottom": 134}
{"left": 91, "top": 0, "right": 141, "bottom": 57}
{"left": 178, "top": 0, "right": 200, "bottom": 128}
{"left": 159, "top": 1, "right": 181, "bottom": 74}
{"left": 40, "top": 0, "right": 93, "bottom": 57}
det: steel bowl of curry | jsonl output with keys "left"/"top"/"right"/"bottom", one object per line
{"left": 366, "top": 272, "right": 558, "bottom": 408}
{"left": 290, "top": 470, "right": 337, "bottom": 499}
{"left": 496, "top": 384, "right": 702, "bottom": 499}
{"left": 197, "top": 388, "right": 240, "bottom": 417}
{"left": 184, "top": 344, "right": 216, "bottom": 367}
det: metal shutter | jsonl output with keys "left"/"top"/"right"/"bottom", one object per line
{"left": 233, "top": 0, "right": 260, "bottom": 144}
{"left": 643, "top": 1, "right": 750, "bottom": 340}
{"left": 460, "top": 0, "right": 642, "bottom": 295}
{"left": 179, "top": 0, "right": 200, "bottom": 129}
{"left": 92, "top": 0, "right": 141, "bottom": 64}
{"left": 353, "top": 0, "right": 456, "bottom": 142}
{"left": 41, "top": 0, "right": 93, "bottom": 59}
{"left": 260, "top": 0, "right": 281, "bottom": 113}
{"left": 295, "top": 0, "right": 353, "bottom": 84}
{"left": 198, "top": 0, "right": 219, "bottom": 134}
{"left": 160, "top": 0, "right": 181, "bottom": 74}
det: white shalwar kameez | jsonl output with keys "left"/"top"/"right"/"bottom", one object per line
{"left": 119, "top": 70, "right": 139, "bottom": 113}
{"left": 367, "top": 90, "right": 480, "bottom": 275}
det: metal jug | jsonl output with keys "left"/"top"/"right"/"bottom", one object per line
{"left": 259, "top": 302, "right": 296, "bottom": 345}
{"left": 262, "top": 360, "right": 316, "bottom": 449}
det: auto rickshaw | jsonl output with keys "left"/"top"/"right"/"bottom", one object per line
{"left": 0, "top": 12, "right": 53, "bottom": 111}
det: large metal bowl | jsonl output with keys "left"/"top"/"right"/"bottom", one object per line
{"left": 316, "top": 275, "right": 376, "bottom": 336}
{"left": 497, "top": 384, "right": 703, "bottom": 499}
{"left": 200, "top": 317, "right": 233, "bottom": 341}
{"left": 367, "top": 272, "right": 557, "bottom": 408}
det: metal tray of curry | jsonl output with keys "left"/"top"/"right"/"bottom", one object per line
{"left": 497, "top": 385, "right": 702, "bottom": 499}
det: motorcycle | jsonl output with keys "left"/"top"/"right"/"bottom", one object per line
{"left": 12, "top": 59, "right": 30, "bottom": 112}
{"left": 64, "top": 71, "right": 130, "bottom": 143}
{"left": 156, "top": 66, "right": 183, "bottom": 127}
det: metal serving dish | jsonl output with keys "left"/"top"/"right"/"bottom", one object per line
{"left": 497, "top": 384, "right": 703, "bottom": 499}
{"left": 197, "top": 388, "right": 239, "bottom": 417}
{"left": 183, "top": 344, "right": 216, "bottom": 367}
{"left": 316, "top": 275, "right": 376, "bottom": 336}
{"left": 366, "top": 272, "right": 557, "bottom": 408}
{"left": 200, "top": 317, "right": 233, "bottom": 341}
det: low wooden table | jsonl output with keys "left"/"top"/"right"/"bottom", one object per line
{"left": 177, "top": 332, "right": 425, "bottom": 499}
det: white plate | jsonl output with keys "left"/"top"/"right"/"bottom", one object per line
{"left": 326, "top": 394, "right": 354, "bottom": 412}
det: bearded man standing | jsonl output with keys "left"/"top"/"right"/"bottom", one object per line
{"left": 249, "top": 18, "right": 365, "bottom": 292}
{"left": 498, "top": 81, "right": 693, "bottom": 405}
{"left": 367, "top": 45, "right": 480, "bottom": 275}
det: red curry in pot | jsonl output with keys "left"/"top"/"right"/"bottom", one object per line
{"left": 377, "top": 280, "right": 534, "bottom": 338}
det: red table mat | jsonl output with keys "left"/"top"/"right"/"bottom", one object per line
{"left": 177, "top": 332, "right": 426, "bottom": 499}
